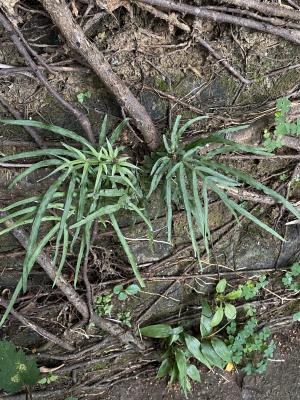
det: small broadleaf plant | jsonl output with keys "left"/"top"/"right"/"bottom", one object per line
{"left": 147, "top": 115, "right": 300, "bottom": 265}
{"left": 140, "top": 301, "right": 232, "bottom": 396}
{"left": 211, "top": 278, "right": 242, "bottom": 326}
{"left": 0, "top": 117, "right": 152, "bottom": 326}
{"left": 0, "top": 340, "right": 40, "bottom": 394}
{"left": 264, "top": 97, "right": 300, "bottom": 152}
{"left": 113, "top": 283, "right": 141, "bottom": 301}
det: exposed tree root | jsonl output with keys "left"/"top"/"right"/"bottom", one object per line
{"left": 39, "top": 0, "right": 161, "bottom": 150}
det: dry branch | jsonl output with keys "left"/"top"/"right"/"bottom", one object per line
{"left": 220, "top": 0, "right": 300, "bottom": 21}
{"left": 136, "top": 0, "right": 300, "bottom": 44}
{"left": 39, "top": 0, "right": 160, "bottom": 150}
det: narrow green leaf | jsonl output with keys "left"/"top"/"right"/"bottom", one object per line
{"left": 157, "top": 359, "right": 171, "bottom": 378}
{"left": 74, "top": 235, "right": 86, "bottom": 288}
{"left": 110, "top": 119, "right": 129, "bottom": 145}
{"left": 166, "top": 178, "right": 173, "bottom": 243}
{"left": 175, "top": 348, "right": 188, "bottom": 396}
{"left": 205, "top": 160, "right": 300, "bottom": 222}
{"left": 179, "top": 164, "right": 199, "bottom": 261}
{"left": 110, "top": 214, "right": 144, "bottom": 287}
{"left": 71, "top": 203, "right": 122, "bottom": 229}
{"left": 211, "top": 337, "right": 232, "bottom": 362}
{"left": 184, "top": 334, "right": 211, "bottom": 369}
{"left": 201, "top": 342, "right": 226, "bottom": 369}
{"left": 0, "top": 119, "right": 98, "bottom": 156}
{"left": 22, "top": 168, "right": 71, "bottom": 291}
{"left": 99, "top": 115, "right": 108, "bottom": 146}
{"left": 177, "top": 116, "right": 207, "bottom": 139}
{"left": 140, "top": 324, "right": 173, "bottom": 338}
{"left": 170, "top": 115, "right": 182, "bottom": 150}
{"left": 225, "top": 289, "right": 242, "bottom": 301}
{"left": 53, "top": 227, "right": 69, "bottom": 286}
{"left": 9, "top": 159, "right": 62, "bottom": 188}
{"left": 0, "top": 224, "right": 59, "bottom": 327}
{"left": 0, "top": 148, "right": 74, "bottom": 163}
{"left": 53, "top": 172, "right": 76, "bottom": 267}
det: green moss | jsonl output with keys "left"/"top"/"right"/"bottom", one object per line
{"left": 154, "top": 76, "right": 169, "bottom": 92}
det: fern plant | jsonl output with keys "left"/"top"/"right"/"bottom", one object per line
{"left": 0, "top": 117, "right": 152, "bottom": 326}
{"left": 147, "top": 115, "right": 300, "bottom": 263}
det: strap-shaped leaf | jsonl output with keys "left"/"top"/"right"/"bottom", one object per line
{"left": 9, "top": 159, "right": 63, "bottom": 188}
{"left": 0, "top": 119, "right": 98, "bottom": 156}
{"left": 22, "top": 168, "right": 71, "bottom": 291}
{"left": 110, "top": 213, "right": 144, "bottom": 287}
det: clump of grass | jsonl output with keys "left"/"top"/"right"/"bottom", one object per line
{"left": 0, "top": 117, "right": 152, "bottom": 326}
{"left": 147, "top": 115, "right": 300, "bottom": 263}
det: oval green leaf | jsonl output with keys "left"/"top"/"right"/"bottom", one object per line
{"left": 224, "top": 303, "right": 237, "bottom": 320}
{"left": 187, "top": 364, "right": 201, "bottom": 383}
{"left": 211, "top": 306, "right": 224, "bottom": 328}
{"left": 216, "top": 278, "right": 227, "bottom": 293}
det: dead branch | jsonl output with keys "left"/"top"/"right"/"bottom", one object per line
{"left": 135, "top": 1, "right": 190, "bottom": 31}
{"left": 0, "top": 11, "right": 95, "bottom": 144}
{"left": 220, "top": 0, "right": 300, "bottom": 22}
{"left": 0, "top": 296, "right": 75, "bottom": 351}
{"left": 136, "top": 0, "right": 300, "bottom": 45}
{"left": 39, "top": 0, "right": 160, "bottom": 151}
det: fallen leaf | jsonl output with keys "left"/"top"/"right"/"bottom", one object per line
{"left": 225, "top": 362, "right": 234, "bottom": 372}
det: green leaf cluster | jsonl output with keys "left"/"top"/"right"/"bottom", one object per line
{"left": 0, "top": 340, "right": 40, "bottom": 394}
{"left": 38, "top": 373, "right": 58, "bottom": 385}
{"left": 264, "top": 97, "right": 300, "bottom": 152}
{"left": 94, "top": 293, "right": 113, "bottom": 317}
{"left": 140, "top": 302, "right": 232, "bottom": 396}
{"left": 147, "top": 114, "right": 300, "bottom": 266}
{"left": 117, "top": 311, "right": 132, "bottom": 327}
{"left": 226, "top": 312, "right": 275, "bottom": 375}
{"left": 239, "top": 275, "right": 269, "bottom": 300}
{"left": 212, "top": 278, "right": 242, "bottom": 324}
{"left": 282, "top": 262, "right": 300, "bottom": 291}
{"left": 113, "top": 283, "right": 140, "bottom": 301}
{"left": 76, "top": 90, "right": 91, "bottom": 104}
{"left": 0, "top": 118, "right": 152, "bottom": 326}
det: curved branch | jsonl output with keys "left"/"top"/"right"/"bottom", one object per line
{"left": 40, "top": 0, "right": 161, "bottom": 150}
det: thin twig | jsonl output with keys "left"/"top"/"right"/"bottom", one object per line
{"left": 193, "top": 33, "right": 251, "bottom": 85}
{"left": 0, "top": 296, "right": 74, "bottom": 351}
{"left": 0, "top": 11, "right": 95, "bottom": 144}
{"left": 137, "top": 0, "right": 300, "bottom": 44}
